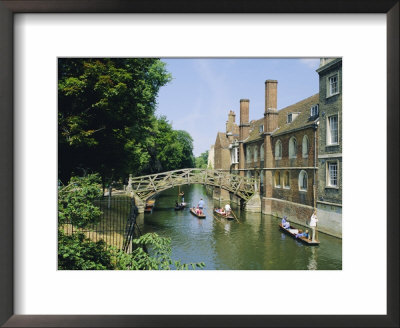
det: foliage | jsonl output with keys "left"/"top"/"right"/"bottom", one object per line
{"left": 58, "top": 174, "right": 103, "bottom": 228}
{"left": 195, "top": 150, "right": 209, "bottom": 169}
{"left": 58, "top": 58, "right": 172, "bottom": 184}
{"left": 113, "top": 233, "right": 205, "bottom": 270}
{"left": 58, "top": 175, "right": 205, "bottom": 270}
{"left": 58, "top": 231, "right": 114, "bottom": 270}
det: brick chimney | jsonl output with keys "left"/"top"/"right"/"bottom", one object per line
{"left": 239, "top": 99, "right": 250, "bottom": 140}
{"left": 226, "top": 110, "right": 236, "bottom": 134}
{"left": 264, "top": 80, "right": 278, "bottom": 133}
{"left": 239, "top": 99, "right": 250, "bottom": 176}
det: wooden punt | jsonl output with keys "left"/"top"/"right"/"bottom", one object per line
{"left": 213, "top": 209, "right": 234, "bottom": 220}
{"left": 190, "top": 208, "right": 206, "bottom": 218}
{"left": 279, "top": 224, "right": 320, "bottom": 246}
{"left": 174, "top": 202, "right": 187, "bottom": 210}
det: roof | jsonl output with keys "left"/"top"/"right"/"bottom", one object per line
{"left": 273, "top": 93, "right": 319, "bottom": 135}
{"left": 215, "top": 132, "right": 230, "bottom": 149}
{"left": 245, "top": 118, "right": 265, "bottom": 143}
{"left": 243, "top": 93, "right": 320, "bottom": 143}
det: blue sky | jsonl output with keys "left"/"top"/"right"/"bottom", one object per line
{"left": 155, "top": 58, "right": 320, "bottom": 157}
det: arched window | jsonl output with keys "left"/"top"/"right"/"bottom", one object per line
{"left": 275, "top": 140, "right": 282, "bottom": 159}
{"left": 274, "top": 171, "right": 281, "bottom": 188}
{"left": 302, "top": 135, "right": 309, "bottom": 158}
{"left": 283, "top": 171, "right": 290, "bottom": 188}
{"left": 260, "top": 143, "right": 264, "bottom": 162}
{"left": 253, "top": 145, "right": 258, "bottom": 162}
{"left": 289, "top": 137, "right": 297, "bottom": 158}
{"left": 246, "top": 146, "right": 251, "bottom": 163}
{"left": 299, "top": 170, "right": 308, "bottom": 191}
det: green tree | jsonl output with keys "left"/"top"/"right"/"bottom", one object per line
{"left": 195, "top": 150, "right": 209, "bottom": 169}
{"left": 58, "top": 58, "right": 171, "bottom": 185}
{"left": 58, "top": 175, "right": 204, "bottom": 270}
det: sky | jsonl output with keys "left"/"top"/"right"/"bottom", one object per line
{"left": 155, "top": 58, "right": 320, "bottom": 157}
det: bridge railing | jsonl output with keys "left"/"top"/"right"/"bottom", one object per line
{"left": 128, "top": 168, "right": 257, "bottom": 202}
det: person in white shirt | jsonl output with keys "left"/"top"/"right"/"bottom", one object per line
{"left": 224, "top": 204, "right": 231, "bottom": 216}
{"left": 309, "top": 210, "right": 318, "bottom": 241}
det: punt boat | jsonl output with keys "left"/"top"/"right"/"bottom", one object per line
{"left": 279, "top": 223, "right": 320, "bottom": 246}
{"left": 190, "top": 207, "right": 206, "bottom": 218}
{"left": 213, "top": 208, "right": 234, "bottom": 220}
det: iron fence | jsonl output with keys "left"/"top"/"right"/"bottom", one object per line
{"left": 63, "top": 196, "right": 141, "bottom": 253}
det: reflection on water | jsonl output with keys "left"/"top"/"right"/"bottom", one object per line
{"left": 136, "top": 185, "right": 342, "bottom": 270}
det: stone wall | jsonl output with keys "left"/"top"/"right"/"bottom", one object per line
{"left": 262, "top": 197, "right": 342, "bottom": 238}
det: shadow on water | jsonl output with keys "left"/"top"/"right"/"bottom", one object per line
{"left": 136, "top": 184, "right": 342, "bottom": 270}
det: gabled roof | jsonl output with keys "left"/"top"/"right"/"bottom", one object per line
{"left": 273, "top": 93, "right": 319, "bottom": 135}
{"left": 243, "top": 93, "right": 320, "bottom": 144}
{"left": 215, "top": 132, "right": 230, "bottom": 149}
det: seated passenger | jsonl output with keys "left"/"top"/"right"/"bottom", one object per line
{"left": 283, "top": 221, "right": 290, "bottom": 229}
{"left": 281, "top": 216, "right": 287, "bottom": 226}
{"left": 295, "top": 230, "right": 309, "bottom": 239}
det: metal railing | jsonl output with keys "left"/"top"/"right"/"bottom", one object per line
{"left": 63, "top": 196, "right": 140, "bottom": 253}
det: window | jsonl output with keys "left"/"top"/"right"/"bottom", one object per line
{"left": 287, "top": 113, "right": 292, "bottom": 123}
{"left": 246, "top": 146, "right": 251, "bottom": 163}
{"left": 259, "top": 125, "right": 264, "bottom": 133}
{"left": 327, "top": 114, "right": 339, "bottom": 145}
{"left": 274, "top": 171, "right": 281, "bottom": 188}
{"left": 283, "top": 171, "right": 290, "bottom": 188}
{"left": 253, "top": 145, "right": 258, "bottom": 162}
{"left": 275, "top": 140, "right": 282, "bottom": 159}
{"left": 310, "top": 104, "right": 319, "bottom": 117}
{"left": 327, "top": 73, "right": 339, "bottom": 97}
{"left": 327, "top": 162, "right": 338, "bottom": 187}
{"left": 302, "top": 135, "right": 309, "bottom": 158}
{"left": 231, "top": 147, "right": 239, "bottom": 164}
{"left": 289, "top": 137, "right": 297, "bottom": 158}
{"left": 299, "top": 170, "right": 308, "bottom": 191}
{"left": 260, "top": 143, "right": 264, "bottom": 161}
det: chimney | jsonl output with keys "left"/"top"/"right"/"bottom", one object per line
{"left": 226, "top": 110, "right": 236, "bottom": 134}
{"left": 265, "top": 80, "right": 278, "bottom": 111}
{"left": 264, "top": 80, "right": 279, "bottom": 133}
{"left": 239, "top": 99, "right": 250, "bottom": 140}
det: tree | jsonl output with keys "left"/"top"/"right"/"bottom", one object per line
{"left": 195, "top": 150, "right": 209, "bottom": 169}
{"left": 58, "top": 58, "right": 171, "bottom": 185}
{"left": 58, "top": 175, "right": 205, "bottom": 270}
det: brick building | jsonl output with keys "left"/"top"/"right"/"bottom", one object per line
{"left": 212, "top": 58, "right": 342, "bottom": 238}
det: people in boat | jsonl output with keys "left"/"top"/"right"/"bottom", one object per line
{"left": 309, "top": 210, "right": 318, "bottom": 241}
{"left": 216, "top": 208, "right": 225, "bottom": 215}
{"left": 281, "top": 215, "right": 288, "bottom": 226}
{"left": 198, "top": 198, "right": 205, "bottom": 209}
{"left": 295, "top": 229, "right": 309, "bottom": 239}
{"left": 180, "top": 191, "right": 185, "bottom": 203}
{"left": 283, "top": 221, "right": 291, "bottom": 229}
{"left": 224, "top": 203, "right": 231, "bottom": 216}
{"left": 175, "top": 201, "right": 179, "bottom": 207}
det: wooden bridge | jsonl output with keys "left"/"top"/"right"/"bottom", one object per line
{"left": 127, "top": 168, "right": 258, "bottom": 211}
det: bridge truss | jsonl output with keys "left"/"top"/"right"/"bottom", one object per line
{"left": 128, "top": 168, "right": 257, "bottom": 205}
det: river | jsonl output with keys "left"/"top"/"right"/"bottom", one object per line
{"left": 135, "top": 184, "right": 342, "bottom": 270}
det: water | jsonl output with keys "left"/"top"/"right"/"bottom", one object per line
{"left": 136, "top": 184, "right": 342, "bottom": 270}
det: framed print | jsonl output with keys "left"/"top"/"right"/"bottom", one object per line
{"left": 0, "top": 0, "right": 398, "bottom": 327}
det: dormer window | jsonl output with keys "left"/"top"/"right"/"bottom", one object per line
{"left": 287, "top": 112, "right": 300, "bottom": 123}
{"left": 311, "top": 104, "right": 319, "bottom": 117}
{"left": 259, "top": 125, "right": 264, "bottom": 133}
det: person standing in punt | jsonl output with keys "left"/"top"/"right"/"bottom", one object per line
{"left": 309, "top": 210, "right": 318, "bottom": 241}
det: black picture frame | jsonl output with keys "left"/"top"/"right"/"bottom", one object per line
{"left": 0, "top": 1, "right": 398, "bottom": 327}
